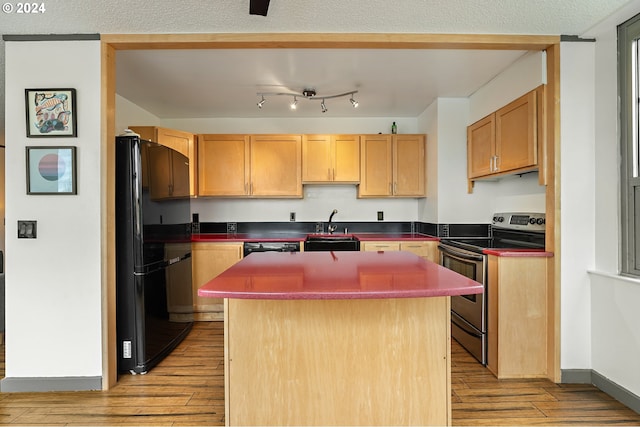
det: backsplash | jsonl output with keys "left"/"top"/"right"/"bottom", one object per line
{"left": 195, "top": 220, "right": 490, "bottom": 237}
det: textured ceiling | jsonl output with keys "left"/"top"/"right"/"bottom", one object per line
{"left": 0, "top": 0, "right": 638, "bottom": 125}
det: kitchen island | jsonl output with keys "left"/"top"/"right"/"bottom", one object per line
{"left": 198, "top": 251, "right": 482, "bottom": 426}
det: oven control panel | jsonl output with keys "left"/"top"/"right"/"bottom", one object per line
{"left": 492, "top": 212, "right": 545, "bottom": 232}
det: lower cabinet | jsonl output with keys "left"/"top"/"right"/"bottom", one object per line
{"left": 487, "top": 254, "right": 548, "bottom": 378}
{"left": 192, "top": 242, "right": 243, "bottom": 321}
{"left": 361, "top": 240, "right": 438, "bottom": 263}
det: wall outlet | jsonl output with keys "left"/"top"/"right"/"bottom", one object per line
{"left": 315, "top": 222, "right": 324, "bottom": 233}
{"left": 17, "top": 220, "right": 37, "bottom": 238}
{"left": 227, "top": 222, "right": 237, "bottom": 234}
{"left": 123, "top": 341, "right": 132, "bottom": 359}
{"left": 290, "top": 212, "right": 296, "bottom": 222}
{"left": 377, "top": 211, "right": 384, "bottom": 221}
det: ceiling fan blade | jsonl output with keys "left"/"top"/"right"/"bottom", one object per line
{"left": 250, "top": 0, "right": 270, "bottom": 16}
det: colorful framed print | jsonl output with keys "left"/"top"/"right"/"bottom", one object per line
{"left": 25, "top": 88, "right": 77, "bottom": 137}
{"left": 26, "top": 146, "right": 77, "bottom": 195}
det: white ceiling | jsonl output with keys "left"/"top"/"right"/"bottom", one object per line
{"left": 1, "top": 0, "right": 638, "bottom": 124}
{"left": 115, "top": 48, "right": 528, "bottom": 119}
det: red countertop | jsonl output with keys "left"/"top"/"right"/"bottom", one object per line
{"left": 198, "top": 251, "right": 482, "bottom": 300}
{"left": 192, "top": 232, "right": 438, "bottom": 243}
{"left": 483, "top": 248, "right": 554, "bottom": 257}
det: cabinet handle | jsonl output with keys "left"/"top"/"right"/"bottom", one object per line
{"left": 332, "top": 168, "right": 335, "bottom": 181}
{"left": 495, "top": 156, "right": 500, "bottom": 171}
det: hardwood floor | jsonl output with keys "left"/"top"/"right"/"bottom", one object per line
{"left": 0, "top": 321, "right": 638, "bottom": 426}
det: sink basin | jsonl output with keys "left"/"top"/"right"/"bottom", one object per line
{"left": 304, "top": 234, "right": 360, "bottom": 251}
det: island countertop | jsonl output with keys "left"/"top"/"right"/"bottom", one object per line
{"left": 198, "top": 250, "right": 482, "bottom": 300}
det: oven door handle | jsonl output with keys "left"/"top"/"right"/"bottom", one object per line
{"left": 438, "top": 245, "right": 485, "bottom": 262}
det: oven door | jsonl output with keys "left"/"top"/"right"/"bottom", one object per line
{"left": 438, "top": 244, "right": 486, "bottom": 332}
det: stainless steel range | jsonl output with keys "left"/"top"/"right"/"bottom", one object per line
{"left": 438, "top": 212, "right": 546, "bottom": 365}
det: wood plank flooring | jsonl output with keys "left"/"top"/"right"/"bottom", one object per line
{"left": 0, "top": 321, "right": 637, "bottom": 425}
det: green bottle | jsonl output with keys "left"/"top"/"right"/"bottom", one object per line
{"left": 391, "top": 122, "right": 397, "bottom": 134}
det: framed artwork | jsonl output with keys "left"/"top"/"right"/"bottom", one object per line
{"left": 26, "top": 146, "right": 77, "bottom": 195}
{"left": 25, "top": 88, "right": 77, "bottom": 137}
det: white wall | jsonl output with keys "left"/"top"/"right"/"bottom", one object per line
{"left": 4, "top": 40, "right": 103, "bottom": 379}
{"left": 415, "top": 52, "right": 546, "bottom": 226}
{"left": 581, "top": 0, "right": 640, "bottom": 397}
{"left": 559, "top": 41, "right": 596, "bottom": 370}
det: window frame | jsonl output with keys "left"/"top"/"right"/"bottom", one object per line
{"left": 619, "top": 13, "right": 640, "bottom": 276}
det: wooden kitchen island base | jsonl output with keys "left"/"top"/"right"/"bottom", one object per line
{"left": 224, "top": 297, "right": 451, "bottom": 426}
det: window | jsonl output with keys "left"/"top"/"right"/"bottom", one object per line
{"left": 619, "top": 13, "right": 640, "bottom": 276}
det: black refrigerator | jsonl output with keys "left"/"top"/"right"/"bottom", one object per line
{"left": 115, "top": 134, "right": 193, "bottom": 374}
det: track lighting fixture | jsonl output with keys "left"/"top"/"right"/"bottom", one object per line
{"left": 256, "top": 88, "right": 358, "bottom": 113}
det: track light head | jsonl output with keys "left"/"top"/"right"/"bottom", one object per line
{"left": 290, "top": 96, "right": 298, "bottom": 110}
{"left": 257, "top": 96, "right": 266, "bottom": 109}
{"left": 350, "top": 96, "right": 359, "bottom": 108}
{"left": 321, "top": 99, "right": 327, "bottom": 113}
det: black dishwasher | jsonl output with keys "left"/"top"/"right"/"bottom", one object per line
{"left": 243, "top": 241, "right": 301, "bottom": 257}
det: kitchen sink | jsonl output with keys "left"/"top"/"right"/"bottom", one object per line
{"left": 304, "top": 234, "right": 360, "bottom": 251}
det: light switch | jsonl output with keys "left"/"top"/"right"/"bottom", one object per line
{"left": 18, "top": 220, "right": 37, "bottom": 239}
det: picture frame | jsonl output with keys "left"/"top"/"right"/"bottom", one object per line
{"left": 26, "top": 146, "right": 77, "bottom": 195}
{"left": 25, "top": 88, "right": 77, "bottom": 137}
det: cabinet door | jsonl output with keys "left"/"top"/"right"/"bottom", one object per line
{"left": 302, "top": 134, "right": 332, "bottom": 182}
{"left": 361, "top": 241, "right": 401, "bottom": 251}
{"left": 192, "top": 243, "right": 243, "bottom": 320}
{"left": 146, "top": 144, "right": 172, "bottom": 199}
{"left": 198, "top": 134, "right": 250, "bottom": 196}
{"left": 250, "top": 135, "right": 302, "bottom": 197}
{"left": 170, "top": 149, "right": 190, "bottom": 198}
{"left": 400, "top": 241, "right": 437, "bottom": 262}
{"left": 130, "top": 126, "right": 197, "bottom": 196}
{"left": 467, "top": 114, "right": 495, "bottom": 179}
{"left": 333, "top": 134, "right": 360, "bottom": 182}
{"left": 394, "top": 135, "right": 425, "bottom": 196}
{"left": 359, "top": 135, "right": 392, "bottom": 197}
{"left": 495, "top": 91, "right": 537, "bottom": 173}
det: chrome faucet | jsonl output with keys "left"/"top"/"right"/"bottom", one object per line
{"left": 328, "top": 209, "right": 338, "bottom": 234}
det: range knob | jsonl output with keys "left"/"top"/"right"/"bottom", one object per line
{"left": 529, "top": 218, "right": 537, "bottom": 224}
{"left": 493, "top": 216, "right": 504, "bottom": 223}
{"left": 536, "top": 218, "right": 545, "bottom": 225}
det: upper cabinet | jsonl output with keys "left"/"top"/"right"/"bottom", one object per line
{"left": 198, "top": 134, "right": 302, "bottom": 198}
{"left": 129, "top": 126, "right": 197, "bottom": 197}
{"left": 250, "top": 135, "right": 302, "bottom": 197}
{"left": 359, "top": 134, "right": 426, "bottom": 198}
{"left": 146, "top": 143, "right": 190, "bottom": 199}
{"left": 198, "top": 134, "right": 250, "bottom": 196}
{"left": 302, "top": 134, "right": 360, "bottom": 183}
{"left": 467, "top": 87, "right": 542, "bottom": 190}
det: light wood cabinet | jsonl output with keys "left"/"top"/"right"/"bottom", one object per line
{"left": 359, "top": 134, "right": 426, "bottom": 197}
{"left": 361, "top": 240, "right": 438, "bottom": 263}
{"left": 487, "top": 254, "right": 548, "bottom": 379}
{"left": 302, "top": 134, "right": 360, "bottom": 183}
{"left": 467, "top": 89, "right": 539, "bottom": 187}
{"left": 198, "top": 134, "right": 250, "bottom": 196}
{"left": 146, "top": 143, "right": 190, "bottom": 199}
{"left": 399, "top": 241, "right": 438, "bottom": 263}
{"left": 361, "top": 241, "right": 401, "bottom": 252}
{"left": 192, "top": 242, "right": 243, "bottom": 320}
{"left": 250, "top": 134, "right": 302, "bottom": 197}
{"left": 129, "top": 126, "right": 197, "bottom": 196}
{"left": 198, "top": 134, "right": 302, "bottom": 198}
